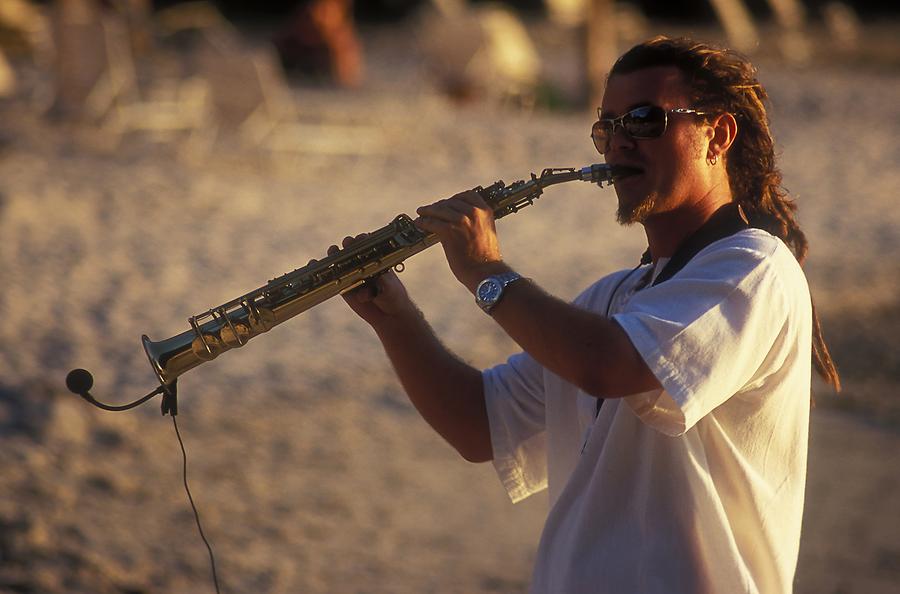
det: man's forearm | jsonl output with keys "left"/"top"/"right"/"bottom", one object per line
{"left": 372, "top": 309, "right": 492, "bottom": 463}
{"left": 471, "top": 265, "right": 659, "bottom": 398}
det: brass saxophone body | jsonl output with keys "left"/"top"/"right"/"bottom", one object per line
{"left": 142, "top": 164, "right": 618, "bottom": 386}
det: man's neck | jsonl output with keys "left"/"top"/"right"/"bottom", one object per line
{"left": 642, "top": 195, "right": 734, "bottom": 263}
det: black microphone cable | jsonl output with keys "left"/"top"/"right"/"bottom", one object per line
{"left": 173, "top": 415, "right": 221, "bottom": 594}
{"left": 66, "top": 369, "right": 222, "bottom": 593}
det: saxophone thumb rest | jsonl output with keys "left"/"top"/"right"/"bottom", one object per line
{"left": 68, "top": 164, "right": 626, "bottom": 411}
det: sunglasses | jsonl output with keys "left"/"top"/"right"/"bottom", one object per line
{"left": 591, "top": 105, "right": 709, "bottom": 154}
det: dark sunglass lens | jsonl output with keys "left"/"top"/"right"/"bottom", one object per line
{"left": 591, "top": 121, "right": 610, "bottom": 153}
{"left": 624, "top": 106, "right": 666, "bottom": 138}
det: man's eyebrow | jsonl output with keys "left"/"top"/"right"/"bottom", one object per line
{"left": 600, "top": 102, "right": 653, "bottom": 120}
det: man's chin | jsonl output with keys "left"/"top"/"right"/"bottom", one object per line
{"left": 616, "top": 196, "right": 656, "bottom": 225}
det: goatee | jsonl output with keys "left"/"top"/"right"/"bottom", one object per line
{"left": 616, "top": 194, "right": 656, "bottom": 225}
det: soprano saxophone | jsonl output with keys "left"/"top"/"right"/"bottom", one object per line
{"left": 142, "top": 164, "right": 622, "bottom": 387}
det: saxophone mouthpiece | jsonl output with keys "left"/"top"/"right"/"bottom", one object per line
{"left": 581, "top": 164, "right": 643, "bottom": 185}
{"left": 580, "top": 164, "right": 615, "bottom": 185}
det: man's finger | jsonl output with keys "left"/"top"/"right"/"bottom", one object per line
{"left": 454, "top": 189, "right": 490, "bottom": 207}
{"left": 414, "top": 215, "right": 453, "bottom": 234}
{"left": 362, "top": 277, "right": 380, "bottom": 298}
{"left": 416, "top": 202, "right": 470, "bottom": 223}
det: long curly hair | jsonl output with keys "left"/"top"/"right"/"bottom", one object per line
{"left": 610, "top": 36, "right": 840, "bottom": 391}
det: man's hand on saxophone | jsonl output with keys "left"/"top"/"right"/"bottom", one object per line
{"left": 414, "top": 189, "right": 506, "bottom": 293}
{"left": 325, "top": 235, "right": 418, "bottom": 329}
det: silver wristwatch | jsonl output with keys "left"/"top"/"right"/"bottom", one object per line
{"left": 475, "top": 272, "right": 522, "bottom": 313}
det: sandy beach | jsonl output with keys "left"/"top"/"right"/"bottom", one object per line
{"left": 0, "top": 11, "right": 898, "bottom": 593}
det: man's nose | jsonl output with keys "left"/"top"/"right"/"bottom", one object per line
{"left": 607, "top": 123, "right": 636, "bottom": 154}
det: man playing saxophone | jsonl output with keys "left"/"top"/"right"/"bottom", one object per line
{"left": 334, "top": 37, "right": 839, "bottom": 593}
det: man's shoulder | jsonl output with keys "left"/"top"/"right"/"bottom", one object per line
{"left": 705, "top": 227, "right": 780, "bottom": 258}
{"left": 681, "top": 229, "right": 811, "bottom": 318}
{"left": 691, "top": 228, "right": 804, "bottom": 282}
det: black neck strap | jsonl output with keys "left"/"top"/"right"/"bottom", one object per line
{"left": 650, "top": 203, "right": 750, "bottom": 287}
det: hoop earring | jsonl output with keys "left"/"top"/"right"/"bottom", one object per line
{"left": 707, "top": 154, "right": 718, "bottom": 166}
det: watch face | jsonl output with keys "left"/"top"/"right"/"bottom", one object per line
{"left": 477, "top": 279, "right": 501, "bottom": 303}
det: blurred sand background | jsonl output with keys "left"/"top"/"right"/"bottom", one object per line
{"left": 0, "top": 1, "right": 898, "bottom": 593}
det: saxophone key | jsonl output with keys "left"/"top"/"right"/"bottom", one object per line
{"left": 247, "top": 307, "right": 276, "bottom": 333}
{"left": 219, "top": 322, "right": 251, "bottom": 348}
{"left": 191, "top": 333, "right": 224, "bottom": 361}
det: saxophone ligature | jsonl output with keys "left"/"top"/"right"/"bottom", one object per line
{"left": 142, "top": 164, "right": 625, "bottom": 388}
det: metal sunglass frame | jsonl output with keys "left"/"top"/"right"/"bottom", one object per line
{"left": 591, "top": 105, "right": 709, "bottom": 154}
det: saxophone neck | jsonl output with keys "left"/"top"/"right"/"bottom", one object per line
{"left": 536, "top": 164, "right": 615, "bottom": 187}
{"left": 484, "top": 164, "right": 615, "bottom": 220}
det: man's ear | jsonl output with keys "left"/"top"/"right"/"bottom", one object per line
{"left": 708, "top": 112, "right": 738, "bottom": 159}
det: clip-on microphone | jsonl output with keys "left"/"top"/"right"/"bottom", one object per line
{"left": 65, "top": 368, "right": 178, "bottom": 415}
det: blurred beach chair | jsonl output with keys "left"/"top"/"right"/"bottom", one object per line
{"left": 190, "top": 22, "right": 381, "bottom": 156}
{"left": 103, "top": 1, "right": 379, "bottom": 156}
{"left": 193, "top": 26, "right": 296, "bottom": 142}
{"left": 47, "top": 0, "right": 146, "bottom": 120}
{"left": 102, "top": 74, "right": 210, "bottom": 139}
{"left": 420, "top": 0, "right": 541, "bottom": 108}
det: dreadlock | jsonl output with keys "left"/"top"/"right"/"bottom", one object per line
{"left": 610, "top": 36, "right": 840, "bottom": 391}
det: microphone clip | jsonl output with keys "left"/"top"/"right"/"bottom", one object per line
{"left": 160, "top": 381, "right": 178, "bottom": 416}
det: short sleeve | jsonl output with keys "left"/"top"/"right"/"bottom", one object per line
{"left": 612, "top": 234, "right": 800, "bottom": 436}
{"left": 483, "top": 351, "right": 548, "bottom": 502}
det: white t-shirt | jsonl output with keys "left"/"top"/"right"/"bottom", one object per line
{"left": 483, "top": 229, "right": 812, "bottom": 594}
